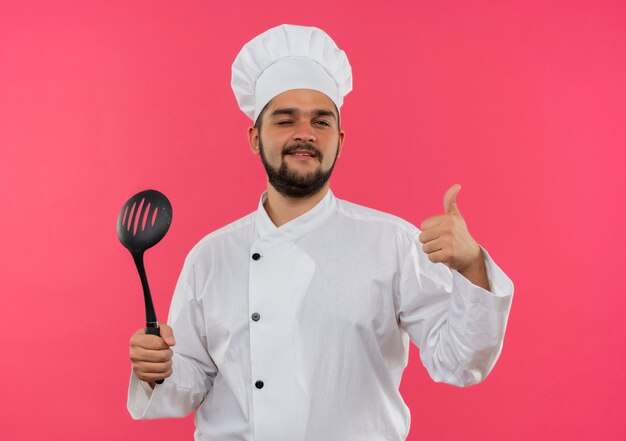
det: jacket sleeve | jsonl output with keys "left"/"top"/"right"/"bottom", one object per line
{"left": 395, "top": 233, "right": 514, "bottom": 387}
{"left": 127, "top": 253, "right": 219, "bottom": 419}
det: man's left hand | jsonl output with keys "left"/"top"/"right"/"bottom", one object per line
{"left": 418, "top": 184, "right": 484, "bottom": 274}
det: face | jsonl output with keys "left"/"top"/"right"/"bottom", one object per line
{"left": 248, "top": 89, "right": 345, "bottom": 198}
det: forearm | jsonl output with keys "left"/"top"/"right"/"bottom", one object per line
{"left": 458, "top": 248, "right": 490, "bottom": 292}
{"left": 421, "top": 273, "right": 511, "bottom": 386}
{"left": 399, "top": 243, "right": 514, "bottom": 387}
{"left": 128, "top": 352, "right": 214, "bottom": 419}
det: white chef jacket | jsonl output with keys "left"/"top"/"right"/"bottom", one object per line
{"left": 128, "top": 189, "right": 514, "bottom": 441}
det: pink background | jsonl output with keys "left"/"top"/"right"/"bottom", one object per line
{"left": 1, "top": 0, "right": 625, "bottom": 439}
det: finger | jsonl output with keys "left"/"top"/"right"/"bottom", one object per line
{"left": 136, "top": 368, "right": 173, "bottom": 383}
{"left": 420, "top": 214, "right": 447, "bottom": 231}
{"left": 131, "top": 332, "right": 171, "bottom": 350}
{"left": 133, "top": 359, "right": 173, "bottom": 374}
{"left": 418, "top": 229, "right": 440, "bottom": 244}
{"left": 422, "top": 239, "right": 444, "bottom": 254}
{"left": 131, "top": 347, "right": 173, "bottom": 363}
{"left": 443, "top": 184, "right": 462, "bottom": 215}
{"left": 158, "top": 323, "right": 176, "bottom": 346}
{"left": 426, "top": 249, "right": 447, "bottom": 264}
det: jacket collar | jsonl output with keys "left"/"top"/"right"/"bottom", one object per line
{"left": 255, "top": 189, "right": 336, "bottom": 244}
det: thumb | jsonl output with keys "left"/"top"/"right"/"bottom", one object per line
{"left": 443, "top": 184, "right": 462, "bottom": 215}
{"left": 159, "top": 323, "right": 176, "bottom": 346}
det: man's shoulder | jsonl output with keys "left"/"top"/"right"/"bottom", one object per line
{"left": 187, "top": 210, "right": 257, "bottom": 259}
{"left": 333, "top": 196, "right": 420, "bottom": 235}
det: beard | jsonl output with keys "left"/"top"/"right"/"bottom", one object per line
{"left": 259, "top": 136, "right": 339, "bottom": 198}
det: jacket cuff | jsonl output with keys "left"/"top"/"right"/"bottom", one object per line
{"left": 467, "top": 246, "right": 514, "bottom": 297}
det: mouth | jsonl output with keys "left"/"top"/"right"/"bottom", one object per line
{"left": 284, "top": 147, "right": 321, "bottom": 161}
{"left": 288, "top": 151, "right": 316, "bottom": 158}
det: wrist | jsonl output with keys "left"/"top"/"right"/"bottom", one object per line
{"left": 458, "top": 247, "right": 490, "bottom": 291}
{"left": 458, "top": 245, "right": 485, "bottom": 275}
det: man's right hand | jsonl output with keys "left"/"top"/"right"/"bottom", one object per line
{"left": 130, "top": 323, "right": 176, "bottom": 388}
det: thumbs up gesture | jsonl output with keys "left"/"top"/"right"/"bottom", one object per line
{"left": 418, "top": 184, "right": 484, "bottom": 274}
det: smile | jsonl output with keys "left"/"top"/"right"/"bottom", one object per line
{"left": 285, "top": 149, "right": 320, "bottom": 161}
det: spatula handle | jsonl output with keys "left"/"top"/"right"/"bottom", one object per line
{"left": 132, "top": 253, "right": 164, "bottom": 384}
{"left": 145, "top": 326, "right": 165, "bottom": 385}
{"left": 131, "top": 252, "right": 158, "bottom": 324}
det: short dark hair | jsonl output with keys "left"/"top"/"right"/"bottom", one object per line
{"left": 253, "top": 99, "right": 271, "bottom": 131}
{"left": 254, "top": 98, "right": 341, "bottom": 133}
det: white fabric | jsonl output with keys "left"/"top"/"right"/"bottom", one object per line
{"left": 231, "top": 24, "right": 353, "bottom": 123}
{"left": 128, "top": 189, "right": 514, "bottom": 441}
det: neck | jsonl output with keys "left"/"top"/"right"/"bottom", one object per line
{"left": 263, "top": 183, "right": 330, "bottom": 227}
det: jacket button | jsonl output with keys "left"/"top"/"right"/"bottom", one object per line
{"left": 255, "top": 380, "right": 264, "bottom": 389}
{"left": 252, "top": 253, "right": 261, "bottom": 261}
{"left": 251, "top": 313, "right": 260, "bottom": 321}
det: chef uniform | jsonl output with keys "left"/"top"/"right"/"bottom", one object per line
{"left": 127, "top": 24, "right": 514, "bottom": 441}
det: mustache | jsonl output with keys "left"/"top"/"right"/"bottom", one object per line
{"left": 282, "top": 143, "right": 322, "bottom": 160}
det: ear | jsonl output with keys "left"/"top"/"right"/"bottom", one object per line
{"left": 336, "top": 130, "right": 345, "bottom": 158}
{"left": 247, "top": 126, "right": 260, "bottom": 155}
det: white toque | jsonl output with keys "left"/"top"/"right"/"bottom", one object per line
{"left": 231, "top": 24, "right": 353, "bottom": 123}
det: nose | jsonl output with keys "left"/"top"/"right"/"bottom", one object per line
{"left": 292, "top": 119, "right": 317, "bottom": 143}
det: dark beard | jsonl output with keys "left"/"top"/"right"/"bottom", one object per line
{"left": 259, "top": 137, "right": 339, "bottom": 198}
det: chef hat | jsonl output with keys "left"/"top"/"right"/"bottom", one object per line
{"left": 231, "top": 24, "right": 352, "bottom": 124}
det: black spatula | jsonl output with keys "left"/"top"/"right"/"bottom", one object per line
{"left": 117, "top": 189, "right": 172, "bottom": 384}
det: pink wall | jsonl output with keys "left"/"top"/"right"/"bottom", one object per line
{"left": 1, "top": 1, "right": 624, "bottom": 439}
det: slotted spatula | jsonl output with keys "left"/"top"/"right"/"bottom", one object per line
{"left": 117, "top": 189, "right": 172, "bottom": 384}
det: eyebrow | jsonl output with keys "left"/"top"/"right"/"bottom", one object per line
{"left": 270, "top": 108, "right": 337, "bottom": 120}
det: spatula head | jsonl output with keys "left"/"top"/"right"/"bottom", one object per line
{"left": 117, "top": 189, "right": 172, "bottom": 254}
